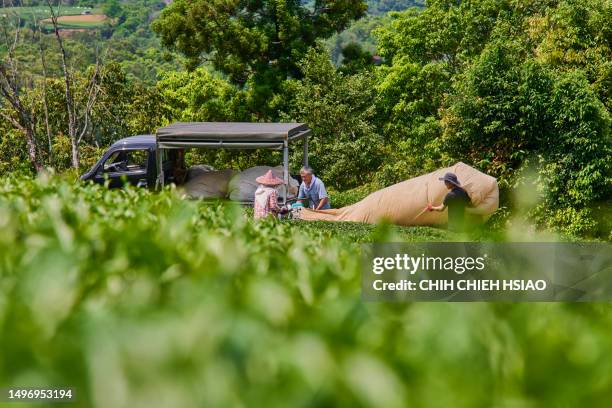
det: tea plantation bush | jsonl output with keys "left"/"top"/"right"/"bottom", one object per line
{"left": 1, "top": 174, "right": 612, "bottom": 407}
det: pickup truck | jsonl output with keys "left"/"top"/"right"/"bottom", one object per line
{"left": 80, "top": 122, "right": 312, "bottom": 200}
{"left": 79, "top": 135, "right": 182, "bottom": 188}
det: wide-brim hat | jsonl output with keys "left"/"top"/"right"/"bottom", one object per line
{"left": 256, "top": 169, "right": 284, "bottom": 186}
{"left": 439, "top": 172, "right": 461, "bottom": 187}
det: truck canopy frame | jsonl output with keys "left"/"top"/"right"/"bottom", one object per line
{"left": 155, "top": 122, "right": 311, "bottom": 202}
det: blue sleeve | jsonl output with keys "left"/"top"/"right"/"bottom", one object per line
{"left": 298, "top": 183, "right": 306, "bottom": 199}
{"left": 318, "top": 180, "right": 328, "bottom": 199}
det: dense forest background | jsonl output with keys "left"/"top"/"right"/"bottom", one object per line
{"left": 0, "top": 0, "right": 610, "bottom": 238}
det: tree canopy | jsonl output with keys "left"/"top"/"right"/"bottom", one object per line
{"left": 372, "top": 0, "right": 611, "bottom": 236}
{"left": 152, "top": 0, "right": 368, "bottom": 88}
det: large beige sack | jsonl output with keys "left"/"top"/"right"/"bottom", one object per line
{"left": 186, "top": 164, "right": 215, "bottom": 180}
{"left": 228, "top": 165, "right": 299, "bottom": 202}
{"left": 183, "top": 169, "right": 237, "bottom": 199}
{"left": 299, "top": 162, "right": 498, "bottom": 226}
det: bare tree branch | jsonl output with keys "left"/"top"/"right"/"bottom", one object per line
{"left": 0, "top": 110, "right": 26, "bottom": 133}
{"left": 0, "top": 63, "right": 42, "bottom": 172}
{"left": 0, "top": 1, "right": 44, "bottom": 172}
{"left": 77, "top": 59, "right": 102, "bottom": 145}
{"left": 33, "top": 10, "right": 54, "bottom": 160}
{"left": 0, "top": 0, "right": 24, "bottom": 86}
{"left": 0, "top": 64, "right": 30, "bottom": 122}
{"left": 45, "top": 0, "right": 79, "bottom": 167}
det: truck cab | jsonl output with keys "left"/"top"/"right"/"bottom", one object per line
{"left": 79, "top": 135, "right": 182, "bottom": 188}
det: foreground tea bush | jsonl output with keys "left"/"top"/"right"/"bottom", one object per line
{"left": 1, "top": 174, "right": 611, "bottom": 407}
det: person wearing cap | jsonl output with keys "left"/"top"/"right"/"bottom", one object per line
{"left": 297, "top": 166, "right": 330, "bottom": 210}
{"left": 427, "top": 172, "right": 472, "bottom": 231}
{"left": 253, "top": 170, "right": 283, "bottom": 219}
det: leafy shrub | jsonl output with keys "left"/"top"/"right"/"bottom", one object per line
{"left": 49, "top": 134, "right": 105, "bottom": 172}
{"left": 0, "top": 174, "right": 610, "bottom": 407}
{"left": 0, "top": 129, "right": 32, "bottom": 176}
{"left": 328, "top": 183, "right": 379, "bottom": 208}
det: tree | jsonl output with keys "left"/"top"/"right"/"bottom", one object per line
{"left": 103, "top": 0, "right": 124, "bottom": 19}
{"left": 44, "top": 0, "right": 101, "bottom": 169}
{"left": 156, "top": 68, "right": 251, "bottom": 123}
{"left": 338, "top": 42, "right": 374, "bottom": 75}
{"left": 366, "top": 0, "right": 424, "bottom": 15}
{"left": 152, "top": 0, "right": 368, "bottom": 105}
{"left": 0, "top": 6, "right": 45, "bottom": 172}
{"left": 282, "top": 47, "right": 384, "bottom": 189}
{"left": 370, "top": 0, "right": 508, "bottom": 183}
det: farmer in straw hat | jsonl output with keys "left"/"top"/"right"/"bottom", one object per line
{"left": 427, "top": 172, "right": 472, "bottom": 232}
{"left": 253, "top": 169, "right": 283, "bottom": 219}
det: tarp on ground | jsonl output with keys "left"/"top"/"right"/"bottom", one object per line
{"left": 228, "top": 166, "right": 299, "bottom": 202}
{"left": 183, "top": 169, "right": 238, "bottom": 199}
{"left": 182, "top": 165, "right": 300, "bottom": 201}
{"left": 299, "top": 162, "right": 499, "bottom": 226}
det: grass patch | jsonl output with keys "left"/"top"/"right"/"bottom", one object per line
{"left": 1, "top": 6, "right": 106, "bottom": 29}
{"left": 42, "top": 20, "right": 108, "bottom": 29}
{"left": 0, "top": 6, "right": 101, "bottom": 20}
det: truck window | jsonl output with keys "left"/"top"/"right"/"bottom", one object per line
{"left": 103, "top": 151, "right": 124, "bottom": 172}
{"left": 103, "top": 149, "right": 147, "bottom": 173}
{"left": 126, "top": 150, "right": 148, "bottom": 170}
